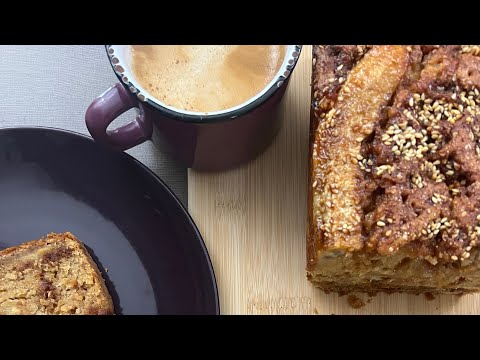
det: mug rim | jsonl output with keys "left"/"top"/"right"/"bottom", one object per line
{"left": 104, "top": 45, "right": 302, "bottom": 124}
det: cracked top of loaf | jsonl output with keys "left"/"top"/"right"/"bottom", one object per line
{"left": 308, "top": 45, "right": 480, "bottom": 270}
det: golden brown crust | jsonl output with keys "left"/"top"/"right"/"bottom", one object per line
{"left": 308, "top": 45, "right": 480, "bottom": 295}
{"left": 308, "top": 45, "right": 411, "bottom": 267}
{"left": 0, "top": 232, "right": 114, "bottom": 315}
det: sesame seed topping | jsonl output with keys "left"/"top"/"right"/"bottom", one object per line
{"left": 315, "top": 48, "right": 480, "bottom": 262}
{"left": 461, "top": 45, "right": 480, "bottom": 55}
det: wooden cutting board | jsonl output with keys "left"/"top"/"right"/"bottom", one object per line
{"left": 188, "top": 45, "right": 480, "bottom": 314}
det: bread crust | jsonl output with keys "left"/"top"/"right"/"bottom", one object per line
{"left": 307, "top": 45, "right": 480, "bottom": 295}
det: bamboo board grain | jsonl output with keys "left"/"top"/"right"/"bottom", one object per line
{"left": 188, "top": 45, "right": 480, "bottom": 314}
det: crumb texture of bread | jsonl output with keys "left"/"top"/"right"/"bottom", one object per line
{"left": 0, "top": 232, "right": 114, "bottom": 315}
{"left": 308, "top": 45, "right": 480, "bottom": 295}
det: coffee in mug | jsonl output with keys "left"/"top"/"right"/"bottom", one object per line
{"left": 130, "top": 45, "right": 286, "bottom": 113}
{"left": 85, "top": 45, "right": 301, "bottom": 171}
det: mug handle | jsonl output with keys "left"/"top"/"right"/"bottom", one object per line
{"left": 85, "top": 83, "right": 152, "bottom": 151}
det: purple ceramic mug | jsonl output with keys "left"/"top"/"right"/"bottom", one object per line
{"left": 86, "top": 45, "right": 302, "bottom": 171}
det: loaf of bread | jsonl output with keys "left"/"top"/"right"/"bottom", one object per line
{"left": 307, "top": 45, "right": 480, "bottom": 295}
{"left": 0, "top": 232, "right": 114, "bottom": 314}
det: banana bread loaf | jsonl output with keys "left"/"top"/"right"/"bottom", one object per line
{"left": 307, "top": 45, "right": 480, "bottom": 295}
{"left": 0, "top": 232, "right": 114, "bottom": 314}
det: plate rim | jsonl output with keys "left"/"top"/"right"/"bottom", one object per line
{"left": 0, "top": 125, "right": 220, "bottom": 315}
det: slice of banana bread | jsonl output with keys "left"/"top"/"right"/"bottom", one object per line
{"left": 0, "top": 232, "right": 114, "bottom": 315}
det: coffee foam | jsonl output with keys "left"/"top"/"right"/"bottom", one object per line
{"left": 130, "top": 45, "right": 286, "bottom": 113}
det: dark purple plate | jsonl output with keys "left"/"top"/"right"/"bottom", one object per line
{"left": 0, "top": 127, "right": 219, "bottom": 315}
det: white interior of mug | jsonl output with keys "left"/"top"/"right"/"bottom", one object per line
{"left": 107, "top": 45, "right": 301, "bottom": 117}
